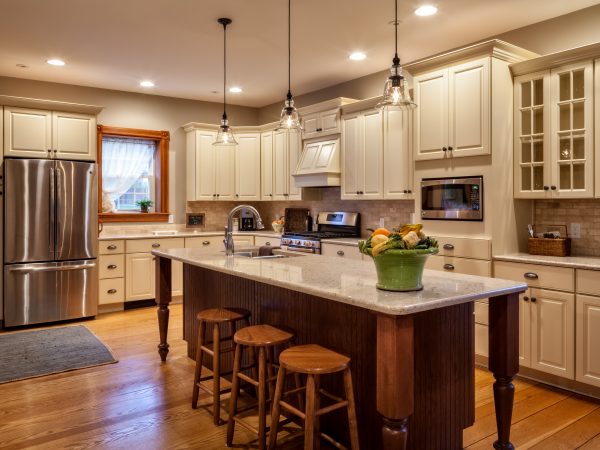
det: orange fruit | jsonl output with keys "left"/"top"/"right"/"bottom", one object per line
{"left": 371, "top": 228, "right": 391, "bottom": 237}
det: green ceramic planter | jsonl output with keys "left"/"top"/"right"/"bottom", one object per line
{"left": 366, "top": 247, "right": 439, "bottom": 292}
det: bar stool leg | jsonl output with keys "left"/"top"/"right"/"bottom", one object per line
{"left": 343, "top": 368, "right": 360, "bottom": 450}
{"left": 268, "top": 365, "right": 286, "bottom": 450}
{"left": 313, "top": 376, "right": 321, "bottom": 450}
{"left": 212, "top": 323, "right": 221, "bottom": 425}
{"left": 226, "top": 342, "right": 243, "bottom": 447}
{"left": 267, "top": 347, "right": 276, "bottom": 401}
{"left": 258, "top": 346, "right": 268, "bottom": 450}
{"left": 192, "top": 320, "right": 206, "bottom": 409}
{"left": 304, "top": 374, "right": 317, "bottom": 450}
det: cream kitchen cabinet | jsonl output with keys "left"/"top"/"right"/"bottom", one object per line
{"left": 4, "top": 107, "right": 96, "bottom": 161}
{"left": 412, "top": 57, "right": 490, "bottom": 160}
{"left": 125, "top": 253, "right": 155, "bottom": 301}
{"left": 235, "top": 133, "right": 261, "bottom": 201}
{"left": 341, "top": 109, "right": 383, "bottom": 200}
{"left": 383, "top": 109, "right": 413, "bottom": 199}
{"left": 260, "top": 131, "right": 274, "bottom": 200}
{"left": 595, "top": 58, "right": 600, "bottom": 199}
{"left": 301, "top": 108, "right": 340, "bottom": 140}
{"left": 576, "top": 294, "right": 600, "bottom": 388}
{"left": 266, "top": 129, "right": 301, "bottom": 201}
{"left": 321, "top": 243, "right": 363, "bottom": 260}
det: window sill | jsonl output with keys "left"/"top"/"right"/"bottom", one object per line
{"left": 99, "top": 212, "right": 170, "bottom": 223}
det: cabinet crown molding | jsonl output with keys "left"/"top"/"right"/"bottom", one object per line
{"left": 0, "top": 95, "right": 103, "bottom": 115}
{"left": 510, "top": 41, "right": 600, "bottom": 76}
{"left": 405, "top": 39, "right": 538, "bottom": 75}
{"left": 297, "top": 97, "right": 357, "bottom": 115}
{"left": 182, "top": 121, "right": 280, "bottom": 133}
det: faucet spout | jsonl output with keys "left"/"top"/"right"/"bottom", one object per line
{"left": 224, "top": 205, "right": 265, "bottom": 256}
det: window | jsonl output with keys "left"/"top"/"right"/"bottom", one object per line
{"left": 97, "top": 125, "right": 169, "bottom": 223}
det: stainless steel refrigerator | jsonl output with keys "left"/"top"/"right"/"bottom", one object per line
{"left": 4, "top": 158, "right": 98, "bottom": 327}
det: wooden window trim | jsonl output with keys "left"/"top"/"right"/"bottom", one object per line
{"left": 97, "top": 125, "right": 169, "bottom": 223}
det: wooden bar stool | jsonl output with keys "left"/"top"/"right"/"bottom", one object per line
{"left": 226, "top": 324, "right": 297, "bottom": 450}
{"left": 192, "top": 307, "right": 251, "bottom": 425}
{"left": 268, "top": 344, "right": 360, "bottom": 450}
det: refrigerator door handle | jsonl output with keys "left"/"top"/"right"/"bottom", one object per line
{"left": 50, "top": 166, "right": 56, "bottom": 258}
{"left": 8, "top": 263, "right": 96, "bottom": 273}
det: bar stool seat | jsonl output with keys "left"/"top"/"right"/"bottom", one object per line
{"left": 192, "top": 307, "right": 251, "bottom": 426}
{"left": 279, "top": 344, "right": 350, "bottom": 374}
{"left": 234, "top": 324, "right": 294, "bottom": 347}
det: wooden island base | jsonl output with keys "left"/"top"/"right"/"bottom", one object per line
{"left": 181, "top": 265, "right": 476, "bottom": 449}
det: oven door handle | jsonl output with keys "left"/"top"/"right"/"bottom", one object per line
{"left": 285, "top": 246, "right": 318, "bottom": 254}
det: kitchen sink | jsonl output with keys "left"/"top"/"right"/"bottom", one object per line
{"left": 230, "top": 247, "right": 302, "bottom": 259}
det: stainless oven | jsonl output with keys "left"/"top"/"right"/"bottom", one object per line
{"left": 421, "top": 176, "right": 483, "bottom": 221}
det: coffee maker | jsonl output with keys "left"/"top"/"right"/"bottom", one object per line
{"left": 240, "top": 208, "right": 256, "bottom": 231}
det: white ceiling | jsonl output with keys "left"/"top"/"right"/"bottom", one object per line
{"left": 0, "top": 0, "right": 597, "bottom": 107}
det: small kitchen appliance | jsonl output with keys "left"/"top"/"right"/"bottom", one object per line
{"left": 281, "top": 211, "right": 360, "bottom": 254}
{"left": 239, "top": 208, "right": 256, "bottom": 231}
{"left": 420, "top": 176, "right": 483, "bottom": 221}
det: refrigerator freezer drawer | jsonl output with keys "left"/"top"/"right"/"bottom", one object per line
{"left": 4, "top": 260, "right": 98, "bottom": 327}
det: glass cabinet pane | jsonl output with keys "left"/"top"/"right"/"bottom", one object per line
{"left": 573, "top": 102, "right": 584, "bottom": 129}
{"left": 533, "top": 166, "right": 544, "bottom": 190}
{"left": 559, "top": 138, "right": 571, "bottom": 160}
{"left": 573, "top": 70, "right": 584, "bottom": 99}
{"left": 522, "top": 110, "right": 531, "bottom": 135}
{"left": 573, "top": 164, "right": 584, "bottom": 189}
{"left": 521, "top": 141, "right": 531, "bottom": 163}
{"left": 521, "top": 167, "right": 531, "bottom": 191}
{"left": 559, "top": 104, "right": 570, "bottom": 131}
{"left": 559, "top": 165, "right": 571, "bottom": 189}
{"left": 534, "top": 79, "right": 544, "bottom": 106}
{"left": 521, "top": 82, "right": 531, "bottom": 108}
{"left": 533, "top": 108, "right": 543, "bottom": 134}
{"left": 573, "top": 136, "right": 584, "bottom": 159}
{"left": 533, "top": 141, "right": 544, "bottom": 162}
{"left": 559, "top": 73, "right": 570, "bottom": 101}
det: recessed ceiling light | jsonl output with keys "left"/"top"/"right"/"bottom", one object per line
{"left": 415, "top": 5, "right": 437, "bottom": 16}
{"left": 229, "top": 86, "right": 242, "bottom": 93}
{"left": 47, "top": 59, "right": 65, "bottom": 66}
{"left": 140, "top": 80, "right": 155, "bottom": 87}
{"left": 349, "top": 52, "right": 367, "bottom": 61}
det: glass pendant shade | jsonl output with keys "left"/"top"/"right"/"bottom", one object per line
{"left": 213, "top": 116, "right": 238, "bottom": 146}
{"left": 376, "top": 64, "right": 416, "bottom": 111}
{"left": 278, "top": 96, "right": 302, "bottom": 131}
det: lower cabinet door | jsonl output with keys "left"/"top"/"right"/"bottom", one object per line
{"left": 172, "top": 260, "right": 183, "bottom": 297}
{"left": 530, "top": 288, "right": 575, "bottom": 378}
{"left": 576, "top": 294, "right": 600, "bottom": 387}
{"left": 519, "top": 290, "right": 531, "bottom": 368}
{"left": 475, "top": 323, "right": 488, "bottom": 358}
{"left": 125, "top": 252, "right": 155, "bottom": 301}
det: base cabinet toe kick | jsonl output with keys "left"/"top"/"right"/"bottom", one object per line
{"left": 153, "top": 253, "right": 525, "bottom": 450}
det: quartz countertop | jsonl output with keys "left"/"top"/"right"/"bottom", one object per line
{"left": 153, "top": 248, "right": 527, "bottom": 316}
{"left": 494, "top": 253, "right": 600, "bottom": 271}
{"left": 99, "top": 230, "right": 282, "bottom": 241}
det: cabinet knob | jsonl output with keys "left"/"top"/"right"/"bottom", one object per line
{"left": 337, "top": 250, "right": 345, "bottom": 256}
{"left": 407, "top": 189, "right": 412, "bottom": 194}
{"left": 269, "top": 193, "right": 273, "bottom": 197}
{"left": 107, "top": 245, "right": 117, "bottom": 250}
{"left": 403, "top": 190, "right": 408, "bottom": 194}
{"left": 531, "top": 297, "right": 537, "bottom": 303}
{"left": 265, "top": 242, "right": 271, "bottom": 246}
{"left": 356, "top": 191, "right": 359, "bottom": 195}
{"left": 316, "top": 128, "right": 323, "bottom": 132}
{"left": 152, "top": 243, "right": 161, "bottom": 248}
{"left": 524, "top": 296, "right": 530, "bottom": 302}
{"left": 543, "top": 186, "right": 549, "bottom": 191}
{"left": 448, "top": 146, "right": 453, "bottom": 151}
{"left": 359, "top": 191, "right": 364, "bottom": 195}
{"left": 551, "top": 185, "right": 557, "bottom": 190}
{"left": 443, "top": 244, "right": 455, "bottom": 250}
{"left": 53, "top": 149, "right": 57, "bottom": 153}
{"left": 107, "top": 264, "right": 117, "bottom": 270}
{"left": 523, "top": 272, "right": 538, "bottom": 280}
{"left": 107, "top": 289, "right": 117, "bottom": 294}
{"left": 47, "top": 149, "right": 52, "bottom": 153}
{"left": 443, "top": 263, "right": 455, "bottom": 271}
{"left": 217, "top": 194, "right": 220, "bottom": 197}
{"left": 202, "top": 240, "right": 210, "bottom": 246}
{"left": 442, "top": 147, "right": 448, "bottom": 152}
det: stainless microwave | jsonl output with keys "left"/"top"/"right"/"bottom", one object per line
{"left": 421, "top": 176, "right": 483, "bottom": 221}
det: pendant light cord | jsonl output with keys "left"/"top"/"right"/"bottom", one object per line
{"left": 223, "top": 21, "right": 227, "bottom": 120}
{"left": 287, "top": 0, "right": 292, "bottom": 99}
{"left": 393, "top": 0, "right": 399, "bottom": 64}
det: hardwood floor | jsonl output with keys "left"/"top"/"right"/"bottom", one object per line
{"left": 1, "top": 305, "right": 599, "bottom": 450}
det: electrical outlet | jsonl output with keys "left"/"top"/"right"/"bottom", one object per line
{"left": 570, "top": 223, "right": 581, "bottom": 239}
{"left": 379, "top": 217, "right": 385, "bottom": 228}
{"left": 168, "top": 214, "right": 174, "bottom": 224}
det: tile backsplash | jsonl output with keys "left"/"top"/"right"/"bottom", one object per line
{"left": 534, "top": 199, "right": 600, "bottom": 256}
{"left": 187, "top": 188, "right": 415, "bottom": 238}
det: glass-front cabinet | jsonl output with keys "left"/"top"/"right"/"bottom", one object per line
{"left": 514, "top": 62, "right": 594, "bottom": 199}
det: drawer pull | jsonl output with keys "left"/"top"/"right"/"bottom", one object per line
{"left": 523, "top": 272, "right": 538, "bottom": 280}
{"left": 107, "top": 264, "right": 117, "bottom": 270}
{"left": 107, "top": 289, "right": 117, "bottom": 294}
{"left": 443, "top": 244, "right": 455, "bottom": 250}
{"left": 152, "top": 243, "right": 161, "bottom": 248}
{"left": 337, "top": 250, "right": 345, "bottom": 256}
{"left": 202, "top": 240, "right": 211, "bottom": 246}
{"left": 265, "top": 242, "right": 271, "bottom": 246}
{"left": 443, "top": 263, "right": 455, "bottom": 271}
{"left": 531, "top": 297, "right": 537, "bottom": 303}
{"left": 107, "top": 245, "right": 117, "bottom": 250}
{"left": 524, "top": 296, "right": 530, "bottom": 302}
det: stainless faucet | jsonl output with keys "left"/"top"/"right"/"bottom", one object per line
{"left": 224, "top": 205, "right": 265, "bottom": 256}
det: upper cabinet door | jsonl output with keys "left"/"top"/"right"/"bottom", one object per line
{"left": 383, "top": 109, "right": 413, "bottom": 199}
{"left": 188, "top": 130, "right": 216, "bottom": 200}
{"left": 319, "top": 109, "right": 340, "bottom": 135}
{"left": 215, "top": 144, "right": 235, "bottom": 200}
{"left": 513, "top": 71, "right": 552, "bottom": 199}
{"left": 341, "top": 113, "right": 361, "bottom": 199}
{"left": 52, "top": 112, "right": 96, "bottom": 161}
{"left": 287, "top": 130, "right": 302, "bottom": 200}
{"left": 361, "top": 109, "right": 383, "bottom": 199}
{"left": 272, "top": 130, "right": 289, "bottom": 200}
{"left": 448, "top": 57, "right": 490, "bottom": 158}
{"left": 550, "top": 61, "right": 594, "bottom": 198}
{"left": 413, "top": 68, "right": 448, "bottom": 161}
{"left": 302, "top": 113, "right": 320, "bottom": 139}
{"left": 596, "top": 59, "right": 600, "bottom": 199}
{"left": 260, "top": 131, "right": 274, "bottom": 200}
{"left": 4, "top": 107, "right": 52, "bottom": 158}
{"left": 235, "top": 133, "right": 261, "bottom": 201}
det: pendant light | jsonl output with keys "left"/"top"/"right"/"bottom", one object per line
{"left": 277, "top": 0, "right": 302, "bottom": 131}
{"left": 214, "top": 18, "right": 238, "bottom": 146}
{"left": 376, "top": 0, "right": 417, "bottom": 111}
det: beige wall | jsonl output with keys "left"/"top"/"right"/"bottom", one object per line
{"left": 0, "top": 76, "right": 259, "bottom": 223}
{"left": 258, "top": 3, "right": 600, "bottom": 122}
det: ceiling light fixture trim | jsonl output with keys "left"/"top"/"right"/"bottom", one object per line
{"left": 47, "top": 59, "right": 65, "bottom": 66}
{"left": 277, "top": 0, "right": 302, "bottom": 131}
{"left": 140, "top": 80, "right": 155, "bottom": 87}
{"left": 415, "top": 5, "right": 438, "bottom": 16}
{"left": 349, "top": 51, "right": 367, "bottom": 61}
{"left": 214, "top": 17, "right": 238, "bottom": 146}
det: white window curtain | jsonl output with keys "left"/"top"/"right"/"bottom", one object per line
{"left": 102, "top": 137, "right": 156, "bottom": 212}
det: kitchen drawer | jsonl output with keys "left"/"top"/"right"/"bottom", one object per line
{"left": 126, "top": 237, "right": 184, "bottom": 254}
{"left": 426, "top": 255, "right": 491, "bottom": 277}
{"left": 185, "top": 236, "right": 222, "bottom": 249}
{"left": 99, "top": 254, "right": 125, "bottom": 279}
{"left": 494, "top": 261, "right": 574, "bottom": 292}
{"left": 475, "top": 323, "right": 489, "bottom": 357}
{"left": 576, "top": 269, "right": 600, "bottom": 296}
{"left": 255, "top": 236, "right": 281, "bottom": 247}
{"left": 433, "top": 235, "right": 491, "bottom": 260}
{"left": 99, "top": 278, "right": 124, "bottom": 305}
{"left": 99, "top": 240, "right": 124, "bottom": 255}
{"left": 321, "top": 243, "right": 362, "bottom": 260}
{"left": 474, "top": 301, "right": 489, "bottom": 325}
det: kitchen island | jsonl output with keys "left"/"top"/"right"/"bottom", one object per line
{"left": 152, "top": 248, "right": 527, "bottom": 450}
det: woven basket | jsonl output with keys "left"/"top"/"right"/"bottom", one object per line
{"left": 528, "top": 236, "right": 571, "bottom": 257}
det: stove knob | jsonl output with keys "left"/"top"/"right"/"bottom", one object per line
{"left": 306, "top": 241, "right": 314, "bottom": 247}
{"left": 294, "top": 240, "right": 301, "bottom": 246}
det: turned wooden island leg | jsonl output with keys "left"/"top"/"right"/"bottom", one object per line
{"left": 155, "top": 256, "right": 172, "bottom": 362}
{"left": 488, "top": 292, "right": 520, "bottom": 450}
{"left": 376, "top": 314, "right": 414, "bottom": 450}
